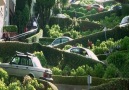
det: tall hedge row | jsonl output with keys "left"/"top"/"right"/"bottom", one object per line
{"left": 90, "top": 78, "right": 129, "bottom": 90}
{"left": 49, "top": 17, "right": 102, "bottom": 31}
{"left": 52, "top": 75, "right": 109, "bottom": 86}
{"left": 0, "top": 42, "right": 102, "bottom": 68}
{"left": 55, "top": 25, "right": 129, "bottom": 49}
{"left": 49, "top": 17, "right": 72, "bottom": 30}
{"left": 80, "top": 10, "right": 121, "bottom": 21}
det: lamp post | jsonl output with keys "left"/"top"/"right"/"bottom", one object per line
{"left": 103, "top": 27, "right": 107, "bottom": 40}
{"left": 87, "top": 75, "right": 92, "bottom": 90}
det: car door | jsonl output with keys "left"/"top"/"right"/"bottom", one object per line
{"left": 5, "top": 56, "right": 20, "bottom": 76}
{"left": 17, "top": 57, "right": 31, "bottom": 77}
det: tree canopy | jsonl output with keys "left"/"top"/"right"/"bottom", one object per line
{"left": 35, "top": 0, "right": 56, "bottom": 30}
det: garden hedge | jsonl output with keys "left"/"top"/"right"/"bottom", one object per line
{"left": 3, "top": 25, "right": 18, "bottom": 32}
{"left": 0, "top": 42, "right": 103, "bottom": 68}
{"left": 39, "top": 37, "right": 55, "bottom": 45}
{"left": 80, "top": 10, "right": 121, "bottom": 21}
{"left": 90, "top": 78, "right": 129, "bottom": 90}
{"left": 52, "top": 75, "right": 109, "bottom": 86}
{"left": 55, "top": 24, "right": 129, "bottom": 49}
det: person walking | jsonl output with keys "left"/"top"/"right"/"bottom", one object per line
{"left": 88, "top": 39, "right": 93, "bottom": 49}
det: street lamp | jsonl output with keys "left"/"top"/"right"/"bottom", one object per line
{"left": 103, "top": 27, "right": 107, "bottom": 40}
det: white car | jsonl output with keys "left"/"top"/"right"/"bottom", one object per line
{"left": 0, "top": 51, "right": 53, "bottom": 82}
{"left": 48, "top": 36, "right": 73, "bottom": 47}
{"left": 66, "top": 47, "right": 104, "bottom": 63}
{"left": 119, "top": 16, "right": 129, "bottom": 27}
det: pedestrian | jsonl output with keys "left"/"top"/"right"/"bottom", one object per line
{"left": 24, "top": 26, "right": 28, "bottom": 32}
{"left": 88, "top": 39, "right": 93, "bottom": 49}
{"left": 32, "top": 18, "right": 37, "bottom": 29}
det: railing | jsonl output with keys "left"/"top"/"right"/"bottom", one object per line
{"left": 9, "top": 28, "right": 38, "bottom": 41}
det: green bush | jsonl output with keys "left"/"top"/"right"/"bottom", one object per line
{"left": 90, "top": 78, "right": 129, "bottom": 90}
{"left": 52, "top": 67, "right": 62, "bottom": 75}
{"left": 120, "top": 36, "right": 129, "bottom": 50}
{"left": 0, "top": 80, "right": 7, "bottom": 90}
{"left": 3, "top": 25, "right": 18, "bottom": 32}
{"left": 0, "top": 68, "right": 8, "bottom": 83}
{"left": 93, "top": 64, "right": 105, "bottom": 78}
{"left": 8, "top": 81, "right": 21, "bottom": 90}
{"left": 75, "top": 66, "right": 86, "bottom": 76}
{"left": 69, "top": 29, "right": 82, "bottom": 39}
{"left": 107, "top": 51, "right": 127, "bottom": 70}
{"left": 48, "top": 25, "right": 62, "bottom": 38}
{"left": 103, "top": 64, "right": 119, "bottom": 79}
{"left": 62, "top": 65, "right": 71, "bottom": 76}
{"left": 33, "top": 51, "right": 47, "bottom": 66}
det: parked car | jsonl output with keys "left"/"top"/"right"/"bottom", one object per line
{"left": 86, "top": 4, "right": 104, "bottom": 12}
{"left": 0, "top": 51, "right": 53, "bottom": 82}
{"left": 109, "top": 5, "right": 122, "bottom": 11}
{"left": 66, "top": 47, "right": 104, "bottom": 63}
{"left": 48, "top": 36, "right": 73, "bottom": 47}
{"left": 119, "top": 16, "right": 129, "bottom": 27}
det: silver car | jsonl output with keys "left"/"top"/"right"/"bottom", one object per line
{"left": 66, "top": 47, "right": 104, "bottom": 64}
{"left": 0, "top": 51, "right": 53, "bottom": 82}
{"left": 48, "top": 36, "right": 73, "bottom": 47}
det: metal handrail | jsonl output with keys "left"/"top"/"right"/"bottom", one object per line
{"left": 9, "top": 28, "right": 38, "bottom": 41}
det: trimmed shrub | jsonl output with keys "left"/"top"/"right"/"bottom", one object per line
{"left": 90, "top": 78, "right": 129, "bottom": 90}
{"left": 52, "top": 75, "right": 109, "bottom": 85}
{"left": 120, "top": 36, "right": 129, "bottom": 50}
{"left": 52, "top": 67, "right": 62, "bottom": 75}
{"left": 3, "top": 25, "right": 18, "bottom": 32}
{"left": 93, "top": 64, "right": 105, "bottom": 78}
{"left": 39, "top": 37, "right": 55, "bottom": 45}
{"left": 103, "top": 64, "right": 119, "bottom": 79}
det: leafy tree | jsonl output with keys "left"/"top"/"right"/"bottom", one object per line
{"left": 35, "top": 0, "right": 56, "bottom": 31}
{"left": 13, "top": 1, "right": 30, "bottom": 33}
{"left": 60, "top": 0, "right": 69, "bottom": 9}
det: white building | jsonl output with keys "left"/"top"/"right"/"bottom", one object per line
{"left": 0, "top": 0, "right": 5, "bottom": 39}
{"left": 0, "top": 0, "right": 16, "bottom": 39}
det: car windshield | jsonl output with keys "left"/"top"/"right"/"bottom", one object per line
{"left": 32, "top": 57, "right": 42, "bottom": 68}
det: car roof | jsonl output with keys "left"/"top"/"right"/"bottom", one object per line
{"left": 57, "top": 36, "right": 73, "bottom": 39}
{"left": 15, "top": 51, "right": 35, "bottom": 58}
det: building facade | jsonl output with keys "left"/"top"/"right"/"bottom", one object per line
{"left": 0, "top": 0, "right": 16, "bottom": 39}
{"left": 0, "top": 0, "right": 5, "bottom": 39}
